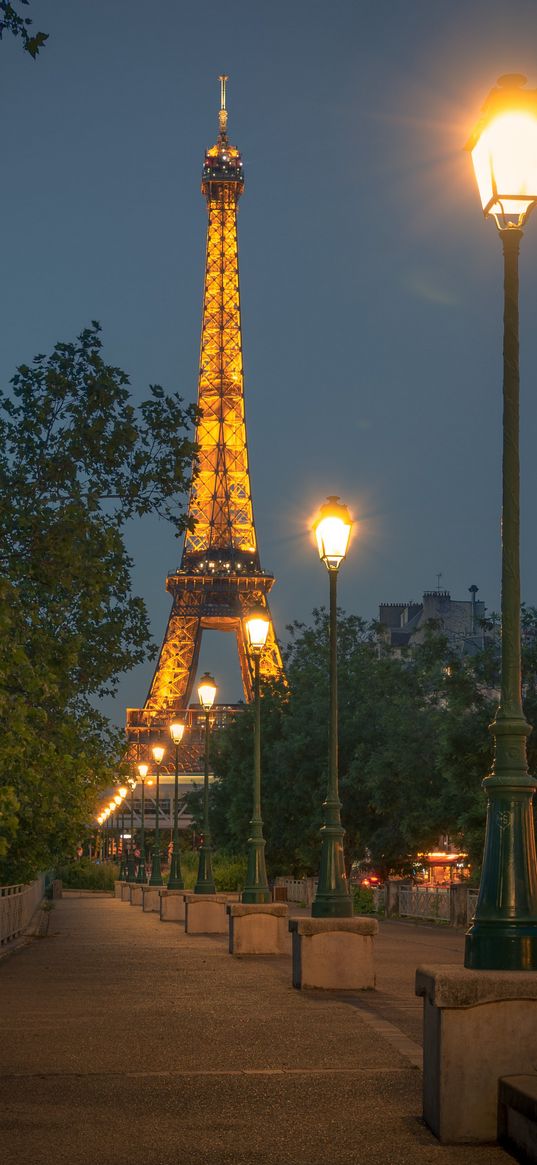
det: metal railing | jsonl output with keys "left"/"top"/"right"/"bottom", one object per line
{"left": 466, "top": 888, "right": 479, "bottom": 924}
{"left": 399, "top": 886, "right": 450, "bottom": 921}
{"left": 274, "top": 876, "right": 319, "bottom": 905}
{"left": 0, "top": 876, "right": 46, "bottom": 946}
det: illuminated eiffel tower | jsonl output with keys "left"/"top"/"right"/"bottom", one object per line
{"left": 127, "top": 77, "right": 283, "bottom": 771}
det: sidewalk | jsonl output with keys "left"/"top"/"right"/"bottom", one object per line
{"left": 0, "top": 895, "right": 511, "bottom": 1165}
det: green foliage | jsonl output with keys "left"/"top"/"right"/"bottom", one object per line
{"left": 0, "top": 1, "right": 48, "bottom": 57}
{"left": 208, "top": 606, "right": 536, "bottom": 877}
{"left": 0, "top": 325, "right": 196, "bottom": 883}
{"left": 352, "top": 887, "right": 377, "bottom": 915}
{"left": 212, "top": 853, "right": 247, "bottom": 892}
{"left": 56, "top": 859, "right": 119, "bottom": 891}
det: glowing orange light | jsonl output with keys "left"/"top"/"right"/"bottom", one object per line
{"left": 468, "top": 75, "right": 537, "bottom": 228}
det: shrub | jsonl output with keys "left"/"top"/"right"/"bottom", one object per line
{"left": 56, "top": 859, "right": 119, "bottom": 891}
{"left": 352, "top": 887, "right": 376, "bottom": 915}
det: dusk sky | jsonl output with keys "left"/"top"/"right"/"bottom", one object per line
{"left": 3, "top": 0, "right": 537, "bottom": 722}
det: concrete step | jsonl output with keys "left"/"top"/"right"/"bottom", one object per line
{"left": 499, "top": 1075, "right": 537, "bottom": 1163}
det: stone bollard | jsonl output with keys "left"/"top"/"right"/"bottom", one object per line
{"left": 227, "top": 903, "right": 289, "bottom": 956}
{"left": 159, "top": 888, "right": 188, "bottom": 922}
{"left": 141, "top": 885, "right": 161, "bottom": 913}
{"left": 120, "top": 882, "right": 131, "bottom": 902}
{"left": 129, "top": 884, "right": 144, "bottom": 906}
{"left": 289, "top": 916, "right": 378, "bottom": 990}
{"left": 114, "top": 880, "right": 123, "bottom": 900}
{"left": 416, "top": 964, "right": 537, "bottom": 1143}
{"left": 185, "top": 894, "right": 237, "bottom": 935}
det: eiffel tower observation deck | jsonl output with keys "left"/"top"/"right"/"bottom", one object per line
{"left": 126, "top": 78, "right": 284, "bottom": 774}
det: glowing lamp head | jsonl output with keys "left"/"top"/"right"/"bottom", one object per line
{"left": 118, "top": 786, "right": 128, "bottom": 798}
{"left": 245, "top": 607, "right": 270, "bottom": 654}
{"left": 313, "top": 495, "right": 353, "bottom": 571}
{"left": 467, "top": 74, "right": 537, "bottom": 228}
{"left": 170, "top": 721, "right": 185, "bottom": 745}
{"left": 108, "top": 801, "right": 117, "bottom": 812}
{"left": 114, "top": 794, "right": 123, "bottom": 806}
{"left": 198, "top": 672, "right": 217, "bottom": 710}
{"left": 152, "top": 745, "right": 165, "bottom": 765}
{"left": 137, "top": 763, "right": 148, "bottom": 780}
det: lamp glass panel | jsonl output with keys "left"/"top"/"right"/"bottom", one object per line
{"left": 152, "top": 746, "right": 165, "bottom": 764}
{"left": 472, "top": 112, "right": 537, "bottom": 218}
{"left": 246, "top": 616, "right": 270, "bottom": 650}
{"left": 170, "top": 722, "right": 185, "bottom": 744}
{"left": 137, "top": 763, "right": 148, "bottom": 779}
{"left": 315, "top": 515, "right": 351, "bottom": 567}
{"left": 198, "top": 680, "right": 217, "bottom": 709}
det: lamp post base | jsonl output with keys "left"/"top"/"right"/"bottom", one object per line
{"left": 242, "top": 835, "right": 270, "bottom": 904}
{"left": 149, "top": 848, "right": 163, "bottom": 887}
{"left": 465, "top": 920, "right": 537, "bottom": 971}
{"left": 194, "top": 844, "right": 216, "bottom": 895}
{"left": 168, "top": 848, "right": 185, "bottom": 891}
{"left": 136, "top": 854, "right": 147, "bottom": 885}
{"left": 312, "top": 821, "right": 353, "bottom": 918}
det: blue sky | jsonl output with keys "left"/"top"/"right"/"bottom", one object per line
{"left": 3, "top": 0, "right": 537, "bottom": 721}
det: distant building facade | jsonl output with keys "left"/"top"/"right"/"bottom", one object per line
{"left": 377, "top": 586, "right": 492, "bottom": 657}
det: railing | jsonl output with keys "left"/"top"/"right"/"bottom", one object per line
{"left": 274, "top": 876, "right": 318, "bottom": 905}
{"left": 466, "top": 888, "right": 479, "bottom": 924}
{"left": 399, "top": 886, "right": 450, "bottom": 921}
{"left": 0, "top": 876, "right": 46, "bottom": 946}
{"left": 371, "top": 885, "right": 386, "bottom": 913}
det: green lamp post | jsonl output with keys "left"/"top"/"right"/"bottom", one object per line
{"left": 149, "top": 745, "right": 165, "bottom": 887}
{"left": 311, "top": 496, "right": 354, "bottom": 919}
{"left": 194, "top": 672, "right": 217, "bottom": 895}
{"left": 168, "top": 721, "right": 186, "bottom": 890}
{"left": 242, "top": 608, "right": 271, "bottom": 904}
{"left": 465, "top": 74, "right": 537, "bottom": 970}
{"left": 117, "top": 786, "right": 128, "bottom": 880}
{"left": 136, "top": 763, "right": 149, "bottom": 884}
{"left": 112, "top": 793, "right": 124, "bottom": 868}
{"left": 126, "top": 777, "right": 137, "bottom": 882}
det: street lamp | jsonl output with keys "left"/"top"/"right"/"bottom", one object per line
{"left": 136, "top": 763, "right": 149, "bottom": 884}
{"left": 194, "top": 672, "right": 217, "bottom": 895}
{"left": 311, "top": 495, "right": 353, "bottom": 918}
{"left": 149, "top": 745, "right": 165, "bottom": 886}
{"left": 465, "top": 74, "right": 537, "bottom": 970}
{"left": 168, "top": 722, "right": 186, "bottom": 890}
{"left": 117, "top": 786, "right": 128, "bottom": 880}
{"left": 126, "top": 777, "right": 137, "bottom": 882}
{"left": 242, "top": 607, "right": 271, "bottom": 903}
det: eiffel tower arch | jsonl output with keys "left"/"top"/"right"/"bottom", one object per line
{"left": 126, "top": 78, "right": 284, "bottom": 773}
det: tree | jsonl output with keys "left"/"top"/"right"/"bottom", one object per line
{"left": 0, "top": 1, "right": 48, "bottom": 57}
{"left": 0, "top": 323, "right": 197, "bottom": 881}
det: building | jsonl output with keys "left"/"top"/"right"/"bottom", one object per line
{"left": 378, "top": 585, "right": 492, "bottom": 656}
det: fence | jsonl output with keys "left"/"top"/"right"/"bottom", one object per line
{"left": 399, "top": 886, "right": 450, "bottom": 922}
{"left": 0, "top": 875, "right": 46, "bottom": 946}
{"left": 273, "top": 876, "right": 318, "bottom": 906}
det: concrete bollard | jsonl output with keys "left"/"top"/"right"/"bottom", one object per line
{"left": 416, "top": 964, "right": 537, "bottom": 1143}
{"left": 114, "top": 880, "right": 123, "bottom": 900}
{"left": 129, "top": 884, "right": 144, "bottom": 906}
{"left": 227, "top": 903, "right": 289, "bottom": 955}
{"left": 185, "top": 894, "right": 232, "bottom": 935}
{"left": 159, "top": 889, "right": 188, "bottom": 922}
{"left": 289, "top": 916, "right": 378, "bottom": 990}
{"left": 141, "top": 885, "right": 161, "bottom": 913}
{"left": 120, "top": 882, "right": 131, "bottom": 902}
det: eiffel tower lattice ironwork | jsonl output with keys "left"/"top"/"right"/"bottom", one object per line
{"left": 126, "top": 77, "right": 284, "bottom": 771}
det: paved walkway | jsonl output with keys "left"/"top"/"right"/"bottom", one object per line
{"left": 0, "top": 894, "right": 511, "bottom": 1165}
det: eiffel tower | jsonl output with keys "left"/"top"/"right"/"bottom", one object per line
{"left": 126, "top": 77, "right": 283, "bottom": 772}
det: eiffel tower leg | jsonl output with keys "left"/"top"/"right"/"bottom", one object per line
{"left": 194, "top": 709, "right": 216, "bottom": 894}
{"left": 242, "top": 654, "right": 270, "bottom": 903}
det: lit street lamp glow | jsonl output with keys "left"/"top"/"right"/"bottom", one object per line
{"left": 465, "top": 75, "right": 537, "bottom": 971}
{"left": 169, "top": 721, "right": 186, "bottom": 889}
{"left": 136, "top": 762, "right": 149, "bottom": 884}
{"left": 195, "top": 673, "right": 217, "bottom": 894}
{"left": 242, "top": 607, "right": 271, "bottom": 904}
{"left": 311, "top": 496, "right": 354, "bottom": 918}
{"left": 149, "top": 744, "right": 165, "bottom": 886}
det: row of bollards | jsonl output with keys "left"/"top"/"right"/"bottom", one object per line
{"left": 114, "top": 879, "right": 377, "bottom": 989}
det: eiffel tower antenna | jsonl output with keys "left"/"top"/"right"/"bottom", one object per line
{"left": 126, "top": 78, "right": 284, "bottom": 771}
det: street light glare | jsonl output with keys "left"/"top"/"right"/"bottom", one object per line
{"left": 137, "top": 763, "right": 148, "bottom": 779}
{"left": 170, "top": 721, "right": 185, "bottom": 744}
{"left": 198, "top": 672, "right": 217, "bottom": 710}
{"left": 152, "top": 745, "right": 165, "bottom": 765}
{"left": 468, "top": 76, "right": 537, "bottom": 228}
{"left": 245, "top": 608, "right": 270, "bottom": 652}
{"left": 313, "top": 496, "right": 353, "bottom": 571}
